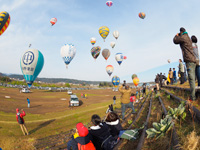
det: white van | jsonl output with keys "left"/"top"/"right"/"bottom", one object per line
{"left": 69, "top": 95, "right": 79, "bottom": 106}
{"left": 21, "top": 88, "right": 30, "bottom": 93}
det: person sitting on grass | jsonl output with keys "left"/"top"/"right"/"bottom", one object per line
{"left": 105, "top": 112, "right": 123, "bottom": 141}
{"left": 89, "top": 114, "right": 115, "bottom": 150}
{"left": 16, "top": 108, "right": 29, "bottom": 135}
{"left": 67, "top": 122, "right": 95, "bottom": 150}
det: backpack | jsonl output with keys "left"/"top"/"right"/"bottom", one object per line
{"left": 17, "top": 114, "right": 24, "bottom": 124}
{"left": 101, "top": 135, "right": 115, "bottom": 150}
{"left": 78, "top": 141, "right": 96, "bottom": 150}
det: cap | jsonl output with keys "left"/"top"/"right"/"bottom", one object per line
{"left": 76, "top": 123, "right": 89, "bottom": 137}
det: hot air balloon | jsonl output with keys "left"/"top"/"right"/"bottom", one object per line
{"left": 99, "top": 26, "right": 109, "bottom": 41}
{"left": 20, "top": 49, "right": 44, "bottom": 87}
{"left": 113, "top": 31, "right": 119, "bottom": 40}
{"left": 124, "top": 56, "right": 127, "bottom": 60}
{"left": 102, "top": 49, "right": 110, "bottom": 60}
{"left": 0, "top": 11, "right": 10, "bottom": 36}
{"left": 91, "top": 46, "right": 101, "bottom": 59}
{"left": 110, "top": 42, "right": 115, "bottom": 48}
{"left": 167, "top": 59, "right": 171, "bottom": 63}
{"left": 106, "top": 65, "right": 114, "bottom": 76}
{"left": 139, "top": 12, "right": 146, "bottom": 19}
{"left": 132, "top": 74, "right": 137, "bottom": 79}
{"left": 106, "top": 1, "right": 113, "bottom": 7}
{"left": 90, "top": 37, "right": 96, "bottom": 45}
{"left": 60, "top": 44, "right": 76, "bottom": 68}
{"left": 112, "top": 76, "right": 120, "bottom": 88}
{"left": 115, "top": 53, "right": 123, "bottom": 65}
{"left": 50, "top": 17, "right": 57, "bottom": 26}
{"left": 133, "top": 77, "right": 139, "bottom": 86}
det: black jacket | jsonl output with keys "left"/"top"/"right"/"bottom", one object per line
{"left": 89, "top": 123, "right": 111, "bottom": 150}
{"left": 105, "top": 119, "right": 123, "bottom": 140}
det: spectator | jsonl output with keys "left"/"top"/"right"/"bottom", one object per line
{"left": 89, "top": 114, "right": 115, "bottom": 150}
{"left": 191, "top": 35, "right": 200, "bottom": 87}
{"left": 169, "top": 68, "right": 173, "bottom": 85}
{"left": 16, "top": 108, "right": 29, "bottom": 135}
{"left": 162, "top": 73, "right": 167, "bottom": 86}
{"left": 67, "top": 123, "right": 95, "bottom": 150}
{"left": 118, "top": 82, "right": 136, "bottom": 120}
{"left": 130, "top": 93, "right": 136, "bottom": 105}
{"left": 159, "top": 73, "right": 163, "bottom": 87}
{"left": 27, "top": 98, "right": 30, "bottom": 108}
{"left": 173, "top": 27, "right": 196, "bottom": 101}
{"left": 155, "top": 74, "right": 160, "bottom": 90}
{"left": 173, "top": 68, "right": 177, "bottom": 83}
{"left": 113, "top": 96, "right": 116, "bottom": 105}
{"left": 105, "top": 112, "right": 123, "bottom": 140}
{"left": 178, "top": 59, "right": 185, "bottom": 84}
{"left": 142, "top": 83, "right": 146, "bottom": 97}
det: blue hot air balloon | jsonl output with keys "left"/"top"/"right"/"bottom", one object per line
{"left": 112, "top": 76, "right": 120, "bottom": 88}
{"left": 20, "top": 49, "right": 44, "bottom": 87}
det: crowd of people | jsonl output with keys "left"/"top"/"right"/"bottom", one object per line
{"left": 154, "top": 27, "right": 200, "bottom": 101}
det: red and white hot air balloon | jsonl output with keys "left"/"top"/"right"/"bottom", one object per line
{"left": 50, "top": 18, "right": 57, "bottom": 26}
{"left": 106, "top": 65, "right": 114, "bottom": 76}
{"left": 106, "top": 1, "right": 113, "bottom": 7}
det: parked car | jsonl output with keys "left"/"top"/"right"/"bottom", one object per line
{"left": 21, "top": 88, "right": 30, "bottom": 93}
{"left": 69, "top": 95, "right": 79, "bottom": 107}
{"left": 67, "top": 90, "right": 73, "bottom": 95}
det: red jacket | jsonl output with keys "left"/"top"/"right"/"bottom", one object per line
{"left": 130, "top": 96, "right": 136, "bottom": 102}
{"left": 16, "top": 109, "right": 26, "bottom": 123}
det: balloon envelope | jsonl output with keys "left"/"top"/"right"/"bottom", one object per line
{"left": 91, "top": 46, "right": 101, "bottom": 59}
{"left": 106, "top": 1, "right": 113, "bottom": 7}
{"left": 60, "top": 44, "right": 76, "bottom": 67}
{"left": 99, "top": 26, "right": 109, "bottom": 41}
{"left": 90, "top": 37, "right": 96, "bottom": 45}
{"left": 113, "top": 31, "right": 119, "bottom": 39}
{"left": 133, "top": 77, "right": 139, "bottom": 86}
{"left": 0, "top": 11, "right": 10, "bottom": 36}
{"left": 106, "top": 65, "right": 114, "bottom": 76}
{"left": 112, "top": 76, "right": 120, "bottom": 87}
{"left": 20, "top": 49, "right": 44, "bottom": 87}
{"left": 110, "top": 42, "right": 115, "bottom": 48}
{"left": 115, "top": 53, "right": 123, "bottom": 65}
{"left": 102, "top": 49, "right": 110, "bottom": 60}
{"left": 50, "top": 17, "right": 57, "bottom": 26}
{"left": 124, "top": 56, "right": 127, "bottom": 59}
{"left": 132, "top": 74, "right": 137, "bottom": 79}
{"left": 139, "top": 12, "right": 146, "bottom": 19}
{"left": 167, "top": 59, "right": 171, "bottom": 63}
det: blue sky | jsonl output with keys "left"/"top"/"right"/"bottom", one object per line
{"left": 0, "top": 0, "right": 200, "bottom": 83}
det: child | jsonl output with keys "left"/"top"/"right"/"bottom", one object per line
{"left": 89, "top": 114, "right": 115, "bottom": 150}
{"left": 67, "top": 122, "right": 95, "bottom": 150}
{"left": 105, "top": 112, "right": 123, "bottom": 140}
{"left": 130, "top": 93, "right": 136, "bottom": 105}
{"left": 16, "top": 108, "right": 29, "bottom": 135}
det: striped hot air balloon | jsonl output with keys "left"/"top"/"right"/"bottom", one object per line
{"left": 50, "top": 17, "right": 57, "bottom": 26}
{"left": 99, "top": 26, "right": 109, "bottom": 42}
{"left": 0, "top": 11, "right": 10, "bottom": 36}
{"left": 106, "top": 1, "right": 113, "bottom": 7}
{"left": 106, "top": 65, "right": 114, "bottom": 76}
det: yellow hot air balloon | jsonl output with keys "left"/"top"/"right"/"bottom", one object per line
{"left": 0, "top": 11, "right": 10, "bottom": 36}
{"left": 133, "top": 77, "right": 139, "bottom": 86}
{"left": 99, "top": 26, "right": 109, "bottom": 42}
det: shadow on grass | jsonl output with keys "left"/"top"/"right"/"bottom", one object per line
{"left": 30, "top": 105, "right": 42, "bottom": 108}
{"left": 29, "top": 119, "right": 56, "bottom": 134}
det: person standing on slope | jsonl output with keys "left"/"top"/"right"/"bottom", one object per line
{"left": 173, "top": 27, "right": 196, "bottom": 101}
{"left": 16, "top": 108, "right": 29, "bottom": 135}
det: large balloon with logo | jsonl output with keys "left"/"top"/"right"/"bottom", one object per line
{"left": 99, "top": 26, "right": 109, "bottom": 41}
{"left": 106, "top": 65, "right": 114, "bottom": 76}
{"left": 102, "top": 49, "right": 110, "bottom": 60}
{"left": 20, "top": 49, "right": 44, "bottom": 87}
{"left": 91, "top": 46, "right": 101, "bottom": 59}
{"left": 133, "top": 77, "right": 139, "bottom": 86}
{"left": 0, "top": 11, "right": 10, "bottom": 36}
{"left": 115, "top": 53, "right": 123, "bottom": 65}
{"left": 112, "top": 76, "right": 120, "bottom": 88}
{"left": 60, "top": 44, "right": 76, "bottom": 68}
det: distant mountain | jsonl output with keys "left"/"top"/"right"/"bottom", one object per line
{"left": 0, "top": 73, "right": 105, "bottom": 85}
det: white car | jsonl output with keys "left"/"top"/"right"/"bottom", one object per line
{"left": 69, "top": 95, "right": 79, "bottom": 107}
{"left": 21, "top": 88, "right": 30, "bottom": 93}
{"left": 67, "top": 90, "right": 73, "bottom": 95}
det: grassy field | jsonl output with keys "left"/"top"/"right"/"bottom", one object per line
{"left": 0, "top": 86, "right": 125, "bottom": 150}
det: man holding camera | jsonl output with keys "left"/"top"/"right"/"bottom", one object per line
{"left": 119, "top": 80, "right": 136, "bottom": 119}
{"left": 173, "top": 27, "right": 196, "bottom": 101}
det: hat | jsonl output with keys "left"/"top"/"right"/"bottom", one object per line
{"left": 76, "top": 123, "right": 89, "bottom": 137}
{"left": 16, "top": 108, "right": 19, "bottom": 113}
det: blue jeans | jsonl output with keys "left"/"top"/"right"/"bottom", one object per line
{"left": 121, "top": 102, "right": 135, "bottom": 119}
{"left": 196, "top": 65, "right": 200, "bottom": 86}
